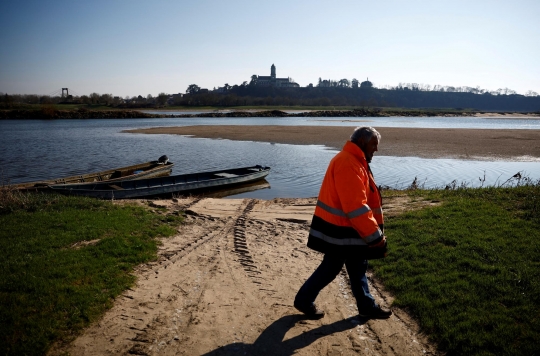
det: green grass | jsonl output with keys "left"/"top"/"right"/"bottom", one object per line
{"left": 0, "top": 191, "right": 182, "bottom": 355}
{"left": 2, "top": 185, "right": 539, "bottom": 355}
{"left": 373, "top": 185, "right": 540, "bottom": 355}
{"left": 73, "top": 104, "right": 123, "bottom": 111}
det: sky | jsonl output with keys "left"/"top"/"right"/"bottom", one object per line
{"left": 1, "top": 0, "right": 539, "bottom": 97}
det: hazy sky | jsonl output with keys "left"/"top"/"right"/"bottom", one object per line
{"left": 1, "top": 0, "right": 539, "bottom": 97}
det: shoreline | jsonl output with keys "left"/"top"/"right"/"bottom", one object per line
{"left": 125, "top": 125, "right": 540, "bottom": 161}
{"left": 2, "top": 108, "right": 539, "bottom": 120}
{"left": 140, "top": 109, "right": 540, "bottom": 119}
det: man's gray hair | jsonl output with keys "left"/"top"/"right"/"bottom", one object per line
{"left": 350, "top": 127, "right": 381, "bottom": 143}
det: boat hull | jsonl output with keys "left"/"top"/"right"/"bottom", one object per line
{"left": 8, "top": 160, "right": 174, "bottom": 191}
{"left": 48, "top": 165, "right": 270, "bottom": 199}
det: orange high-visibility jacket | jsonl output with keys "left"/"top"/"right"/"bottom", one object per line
{"left": 307, "top": 141, "right": 384, "bottom": 255}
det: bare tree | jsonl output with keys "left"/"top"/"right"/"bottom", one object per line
{"left": 186, "top": 84, "right": 201, "bottom": 94}
{"left": 99, "top": 94, "right": 113, "bottom": 105}
{"left": 156, "top": 92, "right": 169, "bottom": 106}
{"left": 338, "top": 79, "right": 350, "bottom": 88}
{"left": 89, "top": 92, "right": 100, "bottom": 104}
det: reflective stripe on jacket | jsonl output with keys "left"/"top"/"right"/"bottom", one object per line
{"left": 307, "top": 140, "right": 384, "bottom": 255}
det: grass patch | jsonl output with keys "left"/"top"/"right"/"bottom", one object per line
{"left": 0, "top": 191, "right": 182, "bottom": 355}
{"left": 373, "top": 184, "right": 540, "bottom": 355}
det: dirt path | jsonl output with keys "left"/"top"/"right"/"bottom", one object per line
{"left": 51, "top": 196, "right": 442, "bottom": 356}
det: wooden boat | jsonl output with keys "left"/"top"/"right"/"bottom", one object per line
{"left": 48, "top": 165, "right": 271, "bottom": 199}
{"left": 8, "top": 156, "right": 174, "bottom": 191}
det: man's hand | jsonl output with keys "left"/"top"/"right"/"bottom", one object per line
{"left": 369, "top": 235, "right": 386, "bottom": 248}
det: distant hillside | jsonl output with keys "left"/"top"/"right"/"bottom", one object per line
{"left": 178, "top": 86, "right": 540, "bottom": 112}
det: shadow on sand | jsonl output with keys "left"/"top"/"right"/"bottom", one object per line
{"left": 201, "top": 313, "right": 367, "bottom": 356}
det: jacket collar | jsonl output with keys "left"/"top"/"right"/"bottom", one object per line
{"left": 343, "top": 141, "right": 372, "bottom": 174}
{"left": 343, "top": 141, "right": 367, "bottom": 162}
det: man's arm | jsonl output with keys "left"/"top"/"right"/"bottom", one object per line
{"left": 333, "top": 160, "right": 383, "bottom": 245}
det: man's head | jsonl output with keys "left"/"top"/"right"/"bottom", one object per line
{"left": 350, "top": 127, "right": 381, "bottom": 163}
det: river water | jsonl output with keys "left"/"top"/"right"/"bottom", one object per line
{"left": 1, "top": 116, "right": 539, "bottom": 199}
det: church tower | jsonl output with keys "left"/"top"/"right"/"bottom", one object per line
{"left": 271, "top": 64, "right": 276, "bottom": 79}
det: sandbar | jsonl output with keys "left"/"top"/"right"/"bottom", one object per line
{"left": 125, "top": 125, "right": 540, "bottom": 161}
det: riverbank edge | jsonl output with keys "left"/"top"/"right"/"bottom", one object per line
{"left": 3, "top": 108, "right": 539, "bottom": 120}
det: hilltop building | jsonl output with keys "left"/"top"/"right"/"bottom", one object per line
{"left": 360, "top": 78, "right": 373, "bottom": 89}
{"left": 254, "top": 64, "right": 299, "bottom": 88}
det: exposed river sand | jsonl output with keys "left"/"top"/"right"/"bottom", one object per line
{"left": 126, "top": 126, "right": 540, "bottom": 161}
{"left": 51, "top": 196, "right": 443, "bottom": 356}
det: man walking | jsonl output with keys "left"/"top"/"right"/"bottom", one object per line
{"left": 294, "top": 126, "right": 392, "bottom": 319}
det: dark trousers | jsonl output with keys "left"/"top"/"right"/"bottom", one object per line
{"left": 295, "top": 252, "right": 376, "bottom": 313}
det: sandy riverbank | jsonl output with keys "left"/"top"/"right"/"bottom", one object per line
{"left": 52, "top": 196, "right": 442, "bottom": 356}
{"left": 126, "top": 125, "right": 540, "bottom": 161}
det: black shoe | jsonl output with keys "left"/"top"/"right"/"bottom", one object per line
{"left": 294, "top": 301, "right": 325, "bottom": 319}
{"left": 358, "top": 305, "right": 392, "bottom": 319}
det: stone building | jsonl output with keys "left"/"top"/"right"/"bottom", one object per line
{"left": 360, "top": 78, "right": 373, "bottom": 89}
{"left": 255, "top": 64, "right": 299, "bottom": 87}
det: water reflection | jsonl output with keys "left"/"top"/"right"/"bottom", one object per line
{"left": 372, "top": 156, "right": 539, "bottom": 190}
{"left": 189, "top": 180, "right": 271, "bottom": 199}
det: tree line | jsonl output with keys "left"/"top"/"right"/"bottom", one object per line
{"left": 176, "top": 84, "right": 540, "bottom": 111}
{"left": 0, "top": 92, "right": 170, "bottom": 108}
{"left": 2, "top": 79, "right": 539, "bottom": 111}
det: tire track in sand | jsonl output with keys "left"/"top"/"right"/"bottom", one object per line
{"left": 52, "top": 199, "right": 250, "bottom": 356}
{"left": 50, "top": 197, "right": 441, "bottom": 356}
